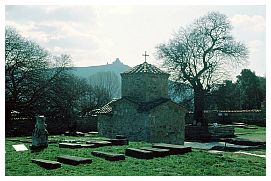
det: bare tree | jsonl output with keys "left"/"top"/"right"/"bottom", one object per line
{"left": 89, "top": 71, "right": 121, "bottom": 99}
{"left": 5, "top": 27, "right": 71, "bottom": 119}
{"left": 156, "top": 12, "right": 248, "bottom": 127}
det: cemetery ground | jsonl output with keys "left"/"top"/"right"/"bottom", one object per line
{"left": 5, "top": 125, "right": 266, "bottom": 176}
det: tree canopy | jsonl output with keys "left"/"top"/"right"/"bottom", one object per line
{"left": 156, "top": 12, "right": 249, "bottom": 126}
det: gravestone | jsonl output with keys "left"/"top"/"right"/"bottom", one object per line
{"left": 80, "top": 144, "right": 97, "bottom": 148}
{"left": 91, "top": 151, "right": 125, "bottom": 161}
{"left": 152, "top": 143, "right": 192, "bottom": 155}
{"left": 59, "top": 143, "right": 81, "bottom": 149}
{"left": 57, "top": 155, "right": 92, "bottom": 165}
{"left": 125, "top": 148, "right": 154, "bottom": 159}
{"left": 31, "top": 116, "right": 48, "bottom": 150}
{"left": 140, "top": 147, "right": 170, "bottom": 157}
{"left": 86, "top": 140, "right": 112, "bottom": 147}
{"left": 116, "top": 135, "right": 126, "bottom": 139}
{"left": 32, "top": 159, "right": 61, "bottom": 169}
{"left": 103, "top": 138, "right": 128, "bottom": 146}
{"left": 12, "top": 144, "right": 28, "bottom": 152}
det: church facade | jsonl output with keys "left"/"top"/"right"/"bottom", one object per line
{"left": 96, "top": 61, "right": 186, "bottom": 144}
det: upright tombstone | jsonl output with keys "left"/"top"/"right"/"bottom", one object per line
{"left": 31, "top": 116, "right": 48, "bottom": 150}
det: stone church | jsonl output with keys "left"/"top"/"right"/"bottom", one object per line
{"left": 96, "top": 57, "right": 187, "bottom": 144}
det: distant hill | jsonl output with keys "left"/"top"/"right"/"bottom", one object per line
{"left": 70, "top": 58, "right": 131, "bottom": 80}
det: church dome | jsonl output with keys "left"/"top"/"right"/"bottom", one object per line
{"left": 122, "top": 62, "right": 169, "bottom": 75}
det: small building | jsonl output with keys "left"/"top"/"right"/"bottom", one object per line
{"left": 96, "top": 60, "right": 187, "bottom": 144}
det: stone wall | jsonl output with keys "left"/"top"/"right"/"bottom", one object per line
{"left": 121, "top": 73, "right": 169, "bottom": 102}
{"left": 185, "top": 110, "right": 265, "bottom": 126}
{"left": 148, "top": 101, "right": 185, "bottom": 144}
{"left": 75, "top": 116, "right": 98, "bottom": 132}
{"left": 97, "top": 99, "right": 185, "bottom": 144}
{"left": 97, "top": 100, "right": 149, "bottom": 140}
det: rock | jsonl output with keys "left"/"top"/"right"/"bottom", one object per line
{"left": 32, "top": 159, "right": 61, "bottom": 169}
{"left": 91, "top": 151, "right": 125, "bottom": 161}
{"left": 80, "top": 144, "right": 97, "bottom": 148}
{"left": 104, "top": 138, "right": 128, "bottom": 146}
{"left": 59, "top": 143, "right": 81, "bottom": 149}
{"left": 86, "top": 140, "right": 112, "bottom": 147}
{"left": 57, "top": 155, "right": 92, "bottom": 165}
{"left": 125, "top": 148, "right": 154, "bottom": 159}
{"left": 140, "top": 147, "right": 170, "bottom": 157}
{"left": 152, "top": 143, "right": 192, "bottom": 155}
{"left": 116, "top": 135, "right": 126, "bottom": 139}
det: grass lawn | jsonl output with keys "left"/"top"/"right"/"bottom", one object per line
{"left": 5, "top": 132, "right": 266, "bottom": 176}
{"left": 235, "top": 125, "right": 266, "bottom": 142}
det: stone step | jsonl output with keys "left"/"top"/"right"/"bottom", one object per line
{"left": 57, "top": 155, "right": 92, "bottom": 166}
{"left": 59, "top": 143, "right": 82, "bottom": 149}
{"left": 32, "top": 159, "right": 61, "bottom": 169}
{"left": 125, "top": 148, "right": 154, "bottom": 159}
{"left": 140, "top": 147, "right": 170, "bottom": 157}
{"left": 152, "top": 143, "right": 192, "bottom": 155}
{"left": 91, "top": 151, "right": 125, "bottom": 161}
{"left": 86, "top": 140, "right": 112, "bottom": 147}
{"left": 104, "top": 138, "right": 129, "bottom": 146}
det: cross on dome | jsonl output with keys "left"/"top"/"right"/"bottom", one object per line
{"left": 142, "top": 51, "right": 149, "bottom": 63}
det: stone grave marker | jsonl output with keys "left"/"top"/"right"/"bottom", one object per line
{"left": 88, "top": 131, "right": 98, "bottom": 135}
{"left": 86, "top": 140, "right": 112, "bottom": 147}
{"left": 31, "top": 116, "right": 48, "bottom": 150}
{"left": 140, "top": 147, "right": 170, "bottom": 157}
{"left": 116, "top": 135, "right": 126, "bottom": 139}
{"left": 12, "top": 144, "right": 28, "bottom": 152}
{"left": 32, "top": 159, "right": 61, "bottom": 169}
{"left": 103, "top": 138, "right": 128, "bottom": 146}
{"left": 80, "top": 144, "right": 97, "bottom": 148}
{"left": 125, "top": 148, "right": 154, "bottom": 159}
{"left": 57, "top": 155, "right": 92, "bottom": 166}
{"left": 91, "top": 151, "right": 125, "bottom": 161}
{"left": 59, "top": 143, "right": 82, "bottom": 149}
{"left": 152, "top": 143, "right": 192, "bottom": 155}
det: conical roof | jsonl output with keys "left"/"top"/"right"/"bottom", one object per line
{"left": 122, "top": 62, "right": 169, "bottom": 75}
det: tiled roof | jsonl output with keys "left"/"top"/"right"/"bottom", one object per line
{"left": 95, "top": 99, "right": 119, "bottom": 114}
{"left": 94, "top": 97, "right": 176, "bottom": 115}
{"left": 122, "top": 62, "right": 169, "bottom": 75}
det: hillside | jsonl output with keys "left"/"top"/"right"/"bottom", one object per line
{"left": 71, "top": 58, "right": 131, "bottom": 80}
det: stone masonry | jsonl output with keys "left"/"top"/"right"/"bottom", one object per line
{"left": 96, "top": 61, "right": 187, "bottom": 144}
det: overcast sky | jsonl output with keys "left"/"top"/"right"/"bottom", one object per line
{"left": 5, "top": 4, "right": 266, "bottom": 78}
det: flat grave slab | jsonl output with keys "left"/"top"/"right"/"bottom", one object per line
{"left": 140, "top": 147, "right": 170, "bottom": 157}
{"left": 152, "top": 143, "right": 192, "bottom": 155}
{"left": 91, "top": 151, "right": 125, "bottom": 161}
{"left": 59, "top": 143, "right": 82, "bottom": 149}
{"left": 125, "top": 148, "right": 154, "bottom": 159}
{"left": 80, "top": 144, "right": 97, "bottom": 148}
{"left": 116, "top": 135, "right": 126, "bottom": 139}
{"left": 104, "top": 138, "right": 128, "bottom": 146}
{"left": 57, "top": 155, "right": 92, "bottom": 166}
{"left": 86, "top": 140, "right": 112, "bottom": 147}
{"left": 12, "top": 144, "right": 28, "bottom": 152}
{"left": 32, "top": 159, "right": 61, "bottom": 169}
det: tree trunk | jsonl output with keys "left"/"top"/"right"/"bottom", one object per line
{"left": 193, "top": 88, "right": 208, "bottom": 127}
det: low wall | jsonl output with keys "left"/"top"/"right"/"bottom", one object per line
{"left": 6, "top": 115, "right": 98, "bottom": 137}
{"left": 185, "top": 110, "right": 265, "bottom": 126}
{"left": 75, "top": 116, "right": 98, "bottom": 132}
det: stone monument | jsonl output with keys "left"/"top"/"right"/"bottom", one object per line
{"left": 31, "top": 115, "right": 48, "bottom": 149}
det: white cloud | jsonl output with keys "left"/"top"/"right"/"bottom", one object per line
{"left": 230, "top": 14, "right": 265, "bottom": 32}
